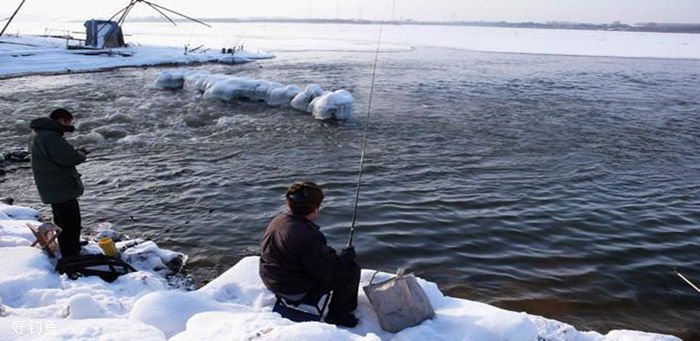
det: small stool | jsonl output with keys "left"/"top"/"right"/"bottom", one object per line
{"left": 273, "top": 292, "right": 332, "bottom": 322}
{"left": 27, "top": 223, "right": 62, "bottom": 258}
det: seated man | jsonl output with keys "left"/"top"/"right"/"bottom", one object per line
{"left": 260, "top": 181, "right": 360, "bottom": 327}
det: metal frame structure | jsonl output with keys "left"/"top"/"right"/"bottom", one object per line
{"left": 108, "top": 0, "right": 210, "bottom": 28}
{"left": 1, "top": 0, "right": 27, "bottom": 37}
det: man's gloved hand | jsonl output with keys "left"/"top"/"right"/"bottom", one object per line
{"left": 340, "top": 246, "right": 356, "bottom": 263}
{"left": 78, "top": 147, "right": 91, "bottom": 155}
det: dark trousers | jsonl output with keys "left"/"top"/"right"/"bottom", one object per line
{"left": 302, "top": 261, "right": 361, "bottom": 316}
{"left": 51, "top": 198, "right": 82, "bottom": 257}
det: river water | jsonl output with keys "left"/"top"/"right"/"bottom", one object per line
{"left": 2, "top": 32, "right": 700, "bottom": 337}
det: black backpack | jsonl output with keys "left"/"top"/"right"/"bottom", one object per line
{"left": 56, "top": 254, "right": 136, "bottom": 283}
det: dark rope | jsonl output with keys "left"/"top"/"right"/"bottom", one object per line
{"left": 144, "top": 2, "right": 177, "bottom": 26}
{"left": 146, "top": 1, "right": 211, "bottom": 28}
{"left": 110, "top": 0, "right": 211, "bottom": 28}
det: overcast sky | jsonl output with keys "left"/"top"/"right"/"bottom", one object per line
{"left": 5, "top": 0, "right": 700, "bottom": 24}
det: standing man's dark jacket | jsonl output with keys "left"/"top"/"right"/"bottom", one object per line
{"left": 260, "top": 213, "right": 344, "bottom": 295}
{"left": 30, "top": 117, "right": 86, "bottom": 204}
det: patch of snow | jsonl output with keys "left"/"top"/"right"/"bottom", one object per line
{"left": 0, "top": 203, "right": 40, "bottom": 221}
{"left": 0, "top": 317, "right": 166, "bottom": 340}
{"left": 67, "top": 293, "right": 105, "bottom": 319}
{"left": 129, "top": 290, "right": 235, "bottom": 337}
{"left": 0, "top": 203, "right": 683, "bottom": 340}
{"left": 0, "top": 246, "right": 60, "bottom": 307}
{"left": 0, "top": 35, "right": 274, "bottom": 79}
{"left": 171, "top": 310, "right": 380, "bottom": 341}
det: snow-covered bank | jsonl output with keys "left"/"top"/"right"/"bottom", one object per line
{"left": 0, "top": 203, "right": 680, "bottom": 340}
{"left": 384, "top": 25, "right": 700, "bottom": 60}
{"left": 4, "top": 21, "right": 700, "bottom": 81}
{"left": 118, "top": 22, "right": 700, "bottom": 60}
{"left": 0, "top": 35, "right": 273, "bottom": 79}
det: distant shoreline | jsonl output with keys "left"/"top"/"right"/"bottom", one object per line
{"left": 125, "top": 17, "right": 700, "bottom": 34}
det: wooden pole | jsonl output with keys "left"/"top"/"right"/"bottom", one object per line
{"left": 1, "top": 0, "right": 27, "bottom": 37}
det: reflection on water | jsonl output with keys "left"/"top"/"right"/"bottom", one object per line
{"left": 1, "top": 47, "right": 699, "bottom": 338}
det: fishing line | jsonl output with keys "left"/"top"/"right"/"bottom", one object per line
{"left": 228, "top": 26, "right": 247, "bottom": 51}
{"left": 17, "top": 14, "right": 66, "bottom": 36}
{"left": 347, "top": 22, "right": 384, "bottom": 247}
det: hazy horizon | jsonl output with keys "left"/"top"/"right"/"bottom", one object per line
{"left": 4, "top": 0, "right": 700, "bottom": 26}
{"left": 121, "top": 15, "right": 700, "bottom": 25}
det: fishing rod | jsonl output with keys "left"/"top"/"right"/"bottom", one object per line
{"left": 347, "top": 24, "right": 384, "bottom": 247}
{"left": 674, "top": 268, "right": 700, "bottom": 293}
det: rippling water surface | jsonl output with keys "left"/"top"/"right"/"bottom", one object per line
{"left": 2, "top": 46, "right": 700, "bottom": 337}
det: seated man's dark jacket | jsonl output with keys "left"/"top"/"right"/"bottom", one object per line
{"left": 260, "top": 213, "right": 345, "bottom": 295}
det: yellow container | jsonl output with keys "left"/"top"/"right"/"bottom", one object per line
{"left": 98, "top": 237, "right": 118, "bottom": 257}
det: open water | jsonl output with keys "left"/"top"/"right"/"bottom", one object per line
{"left": 1, "top": 36, "right": 700, "bottom": 337}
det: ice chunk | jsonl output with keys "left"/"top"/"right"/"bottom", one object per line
{"left": 290, "top": 84, "right": 324, "bottom": 112}
{"left": 156, "top": 71, "right": 354, "bottom": 120}
{"left": 267, "top": 84, "right": 302, "bottom": 107}
{"left": 309, "top": 89, "right": 355, "bottom": 120}
{"left": 203, "top": 78, "right": 282, "bottom": 102}
{"left": 260, "top": 81, "right": 284, "bottom": 102}
{"left": 155, "top": 70, "right": 185, "bottom": 89}
{"left": 120, "top": 240, "right": 187, "bottom": 275}
{"left": 187, "top": 72, "right": 223, "bottom": 93}
{"left": 72, "top": 130, "right": 106, "bottom": 146}
{"left": 201, "top": 77, "right": 235, "bottom": 101}
{"left": 200, "top": 76, "right": 267, "bottom": 102}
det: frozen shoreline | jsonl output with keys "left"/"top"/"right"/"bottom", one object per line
{"left": 0, "top": 35, "right": 274, "bottom": 80}
{"left": 0, "top": 203, "right": 681, "bottom": 340}
{"left": 3, "top": 22, "right": 700, "bottom": 80}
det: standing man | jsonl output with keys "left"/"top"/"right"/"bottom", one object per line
{"left": 30, "top": 108, "right": 89, "bottom": 257}
{"left": 260, "top": 181, "right": 361, "bottom": 327}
